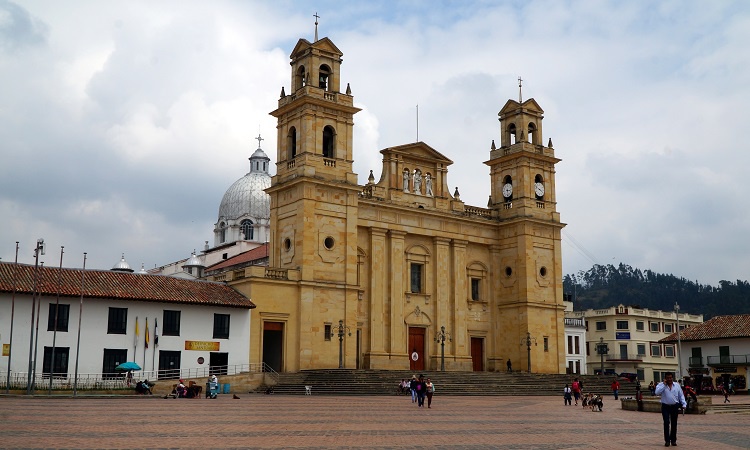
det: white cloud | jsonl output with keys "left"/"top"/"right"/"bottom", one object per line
{"left": 1, "top": 0, "right": 749, "bottom": 288}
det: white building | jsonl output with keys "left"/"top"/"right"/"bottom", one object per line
{"left": 661, "top": 314, "right": 750, "bottom": 394}
{"left": 0, "top": 261, "right": 254, "bottom": 383}
{"left": 564, "top": 300, "right": 587, "bottom": 374}
{"left": 570, "top": 304, "right": 703, "bottom": 385}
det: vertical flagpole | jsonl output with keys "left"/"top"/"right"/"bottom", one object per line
{"left": 73, "top": 253, "right": 86, "bottom": 397}
{"left": 152, "top": 318, "right": 157, "bottom": 374}
{"left": 134, "top": 317, "right": 139, "bottom": 362}
{"left": 48, "top": 246, "right": 64, "bottom": 394}
{"left": 5, "top": 242, "right": 19, "bottom": 394}
{"left": 144, "top": 318, "right": 149, "bottom": 369}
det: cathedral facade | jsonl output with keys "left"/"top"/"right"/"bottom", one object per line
{"left": 207, "top": 35, "right": 566, "bottom": 373}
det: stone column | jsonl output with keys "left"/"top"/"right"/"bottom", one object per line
{"left": 451, "top": 239, "right": 468, "bottom": 360}
{"left": 369, "top": 228, "right": 387, "bottom": 353}
{"left": 389, "top": 230, "right": 406, "bottom": 355}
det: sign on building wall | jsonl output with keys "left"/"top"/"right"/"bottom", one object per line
{"left": 616, "top": 332, "right": 630, "bottom": 340}
{"left": 2, "top": 344, "right": 8, "bottom": 357}
{"left": 184, "top": 341, "right": 221, "bottom": 351}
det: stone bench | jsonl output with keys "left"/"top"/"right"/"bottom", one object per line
{"left": 620, "top": 396, "right": 711, "bottom": 414}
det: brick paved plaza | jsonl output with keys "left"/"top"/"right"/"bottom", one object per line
{"left": 0, "top": 394, "right": 748, "bottom": 449}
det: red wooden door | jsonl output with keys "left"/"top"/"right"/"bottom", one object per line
{"left": 408, "top": 327, "right": 425, "bottom": 371}
{"left": 471, "top": 337, "right": 484, "bottom": 372}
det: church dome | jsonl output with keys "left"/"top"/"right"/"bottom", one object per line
{"left": 112, "top": 254, "right": 134, "bottom": 273}
{"left": 217, "top": 147, "right": 271, "bottom": 221}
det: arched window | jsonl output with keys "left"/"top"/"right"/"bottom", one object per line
{"left": 219, "top": 222, "right": 226, "bottom": 243}
{"left": 528, "top": 122, "right": 537, "bottom": 144}
{"left": 322, "top": 126, "right": 335, "bottom": 158}
{"left": 295, "top": 66, "right": 306, "bottom": 90}
{"left": 240, "top": 220, "right": 254, "bottom": 240}
{"left": 507, "top": 123, "right": 517, "bottom": 145}
{"left": 319, "top": 64, "right": 331, "bottom": 91}
{"left": 288, "top": 127, "right": 297, "bottom": 159}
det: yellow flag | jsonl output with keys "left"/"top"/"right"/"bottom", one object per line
{"left": 134, "top": 316, "right": 139, "bottom": 348}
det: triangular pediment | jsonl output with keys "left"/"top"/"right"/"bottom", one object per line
{"left": 380, "top": 141, "right": 453, "bottom": 165}
{"left": 499, "top": 98, "right": 544, "bottom": 116}
{"left": 290, "top": 37, "right": 342, "bottom": 59}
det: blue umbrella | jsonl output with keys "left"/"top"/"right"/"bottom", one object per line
{"left": 115, "top": 362, "right": 142, "bottom": 372}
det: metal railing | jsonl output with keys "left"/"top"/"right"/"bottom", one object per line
{"left": 605, "top": 353, "right": 643, "bottom": 361}
{"left": 707, "top": 355, "right": 750, "bottom": 365}
{"left": 688, "top": 356, "right": 703, "bottom": 367}
{"left": 0, "top": 363, "right": 279, "bottom": 392}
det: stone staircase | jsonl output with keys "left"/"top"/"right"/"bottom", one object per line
{"left": 252, "top": 369, "right": 639, "bottom": 397}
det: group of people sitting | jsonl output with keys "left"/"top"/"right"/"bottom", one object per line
{"left": 134, "top": 379, "right": 154, "bottom": 395}
{"left": 581, "top": 393, "right": 604, "bottom": 411}
{"left": 165, "top": 377, "right": 214, "bottom": 399}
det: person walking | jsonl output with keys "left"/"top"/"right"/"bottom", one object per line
{"left": 563, "top": 384, "right": 572, "bottom": 406}
{"left": 425, "top": 378, "right": 435, "bottom": 408}
{"left": 649, "top": 380, "right": 656, "bottom": 396}
{"left": 611, "top": 378, "right": 620, "bottom": 400}
{"left": 571, "top": 378, "right": 581, "bottom": 406}
{"left": 409, "top": 375, "right": 418, "bottom": 403}
{"left": 506, "top": 359, "right": 512, "bottom": 373}
{"left": 415, "top": 375, "right": 427, "bottom": 408}
{"left": 722, "top": 384, "right": 731, "bottom": 403}
{"left": 655, "top": 373, "right": 687, "bottom": 447}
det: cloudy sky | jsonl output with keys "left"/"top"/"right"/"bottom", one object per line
{"left": 1, "top": 0, "right": 748, "bottom": 287}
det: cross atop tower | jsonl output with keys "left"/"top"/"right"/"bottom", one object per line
{"left": 255, "top": 133, "right": 264, "bottom": 149}
{"left": 518, "top": 76, "right": 523, "bottom": 103}
{"left": 314, "top": 12, "right": 320, "bottom": 42}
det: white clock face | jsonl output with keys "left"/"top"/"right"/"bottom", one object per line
{"left": 535, "top": 182, "right": 545, "bottom": 197}
{"left": 502, "top": 183, "right": 513, "bottom": 198}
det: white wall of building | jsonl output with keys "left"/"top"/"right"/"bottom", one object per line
{"left": 0, "top": 292, "right": 250, "bottom": 376}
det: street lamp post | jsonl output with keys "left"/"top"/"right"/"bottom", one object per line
{"left": 675, "top": 302, "right": 683, "bottom": 380}
{"left": 596, "top": 337, "right": 609, "bottom": 374}
{"left": 331, "top": 320, "right": 351, "bottom": 369}
{"left": 434, "top": 326, "right": 452, "bottom": 372}
{"left": 26, "top": 238, "right": 44, "bottom": 394}
{"left": 520, "top": 332, "right": 537, "bottom": 373}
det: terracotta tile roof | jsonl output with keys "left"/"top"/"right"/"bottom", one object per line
{"left": 206, "top": 243, "right": 269, "bottom": 272}
{"left": 0, "top": 262, "right": 255, "bottom": 309}
{"left": 660, "top": 314, "right": 750, "bottom": 342}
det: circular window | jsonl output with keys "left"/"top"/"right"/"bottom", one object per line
{"left": 324, "top": 236, "right": 335, "bottom": 250}
{"left": 539, "top": 266, "right": 547, "bottom": 277}
{"left": 283, "top": 238, "right": 291, "bottom": 251}
{"left": 505, "top": 267, "right": 512, "bottom": 277}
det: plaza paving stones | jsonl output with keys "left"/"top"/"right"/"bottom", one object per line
{"left": 0, "top": 394, "right": 748, "bottom": 449}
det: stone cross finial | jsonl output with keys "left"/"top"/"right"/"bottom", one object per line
{"left": 255, "top": 134, "right": 264, "bottom": 149}
{"left": 314, "top": 12, "right": 320, "bottom": 42}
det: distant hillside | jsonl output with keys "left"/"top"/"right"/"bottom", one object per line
{"left": 563, "top": 263, "right": 750, "bottom": 319}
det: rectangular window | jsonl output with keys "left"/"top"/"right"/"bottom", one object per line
{"left": 47, "top": 304, "right": 70, "bottom": 332}
{"left": 324, "top": 323, "right": 332, "bottom": 341}
{"left": 616, "top": 320, "right": 629, "bottom": 330}
{"left": 410, "top": 263, "right": 423, "bottom": 293}
{"left": 162, "top": 310, "right": 181, "bottom": 336}
{"left": 158, "top": 350, "right": 181, "bottom": 379}
{"left": 649, "top": 321, "right": 659, "bottom": 332}
{"left": 651, "top": 344, "right": 661, "bottom": 357}
{"left": 586, "top": 341, "right": 590, "bottom": 356}
{"left": 543, "top": 337, "right": 549, "bottom": 352}
{"left": 663, "top": 323, "right": 673, "bottom": 333}
{"left": 636, "top": 369, "right": 645, "bottom": 381}
{"left": 636, "top": 321, "right": 644, "bottom": 331}
{"left": 213, "top": 313, "right": 230, "bottom": 339}
{"left": 107, "top": 307, "right": 127, "bottom": 334}
{"left": 42, "top": 346, "right": 69, "bottom": 378}
{"left": 471, "top": 278, "right": 480, "bottom": 300}
{"left": 596, "top": 321, "right": 606, "bottom": 331}
{"left": 574, "top": 336, "right": 580, "bottom": 354}
{"left": 637, "top": 344, "right": 646, "bottom": 356}
{"left": 102, "top": 348, "right": 128, "bottom": 379}
{"left": 665, "top": 346, "right": 675, "bottom": 357}
{"left": 719, "top": 346, "right": 730, "bottom": 364}
{"left": 567, "top": 335, "right": 573, "bottom": 354}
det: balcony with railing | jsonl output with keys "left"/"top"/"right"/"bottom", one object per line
{"left": 564, "top": 317, "right": 585, "bottom": 328}
{"left": 605, "top": 353, "right": 644, "bottom": 362}
{"left": 688, "top": 356, "right": 703, "bottom": 367}
{"left": 707, "top": 354, "right": 750, "bottom": 366}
